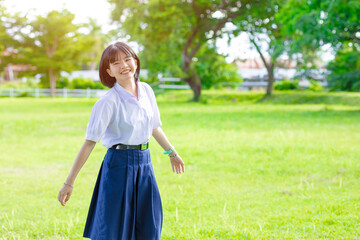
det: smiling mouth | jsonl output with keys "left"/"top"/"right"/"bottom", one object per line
{"left": 121, "top": 69, "right": 131, "bottom": 75}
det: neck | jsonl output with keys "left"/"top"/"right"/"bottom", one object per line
{"left": 117, "top": 78, "right": 136, "bottom": 91}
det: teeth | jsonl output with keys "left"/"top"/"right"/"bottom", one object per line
{"left": 122, "top": 70, "right": 131, "bottom": 74}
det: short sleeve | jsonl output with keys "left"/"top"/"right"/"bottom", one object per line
{"left": 144, "top": 83, "right": 162, "bottom": 129}
{"left": 152, "top": 95, "right": 162, "bottom": 129}
{"left": 85, "top": 98, "right": 113, "bottom": 142}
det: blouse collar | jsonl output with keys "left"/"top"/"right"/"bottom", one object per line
{"left": 113, "top": 80, "right": 143, "bottom": 102}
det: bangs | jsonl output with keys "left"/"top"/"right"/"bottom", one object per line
{"left": 107, "top": 45, "right": 133, "bottom": 64}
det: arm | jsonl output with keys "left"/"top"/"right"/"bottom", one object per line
{"left": 58, "top": 139, "right": 96, "bottom": 206}
{"left": 152, "top": 127, "right": 185, "bottom": 174}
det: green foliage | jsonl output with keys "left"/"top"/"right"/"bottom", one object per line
{"left": 194, "top": 46, "right": 242, "bottom": 89}
{"left": 2, "top": 9, "right": 98, "bottom": 93}
{"left": 327, "top": 48, "right": 360, "bottom": 91}
{"left": 279, "top": 0, "right": 360, "bottom": 51}
{"left": 232, "top": 0, "right": 288, "bottom": 95}
{"left": 54, "top": 76, "right": 107, "bottom": 89}
{"left": 1, "top": 76, "right": 106, "bottom": 90}
{"left": 70, "top": 78, "right": 106, "bottom": 89}
{"left": 79, "top": 18, "right": 111, "bottom": 70}
{"left": 279, "top": 0, "right": 360, "bottom": 92}
{"left": 309, "top": 80, "right": 323, "bottom": 92}
{"left": 157, "top": 89, "right": 360, "bottom": 105}
{"left": 274, "top": 79, "right": 299, "bottom": 91}
{"left": 0, "top": 3, "right": 23, "bottom": 69}
{"left": 109, "top": 0, "right": 252, "bottom": 96}
{"left": 0, "top": 78, "right": 39, "bottom": 89}
{"left": 56, "top": 76, "right": 71, "bottom": 89}
{"left": 14, "top": 10, "right": 83, "bottom": 73}
{"left": 140, "top": 76, "right": 158, "bottom": 85}
{"left": 39, "top": 75, "right": 50, "bottom": 88}
{"left": 211, "top": 82, "right": 242, "bottom": 90}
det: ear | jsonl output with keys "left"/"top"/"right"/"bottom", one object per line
{"left": 106, "top": 68, "right": 115, "bottom": 77}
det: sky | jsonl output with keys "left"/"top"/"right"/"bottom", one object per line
{"left": 3, "top": 0, "right": 333, "bottom": 63}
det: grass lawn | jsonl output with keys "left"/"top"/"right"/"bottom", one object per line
{"left": 0, "top": 90, "right": 360, "bottom": 239}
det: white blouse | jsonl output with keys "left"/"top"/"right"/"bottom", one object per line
{"left": 85, "top": 80, "right": 162, "bottom": 148}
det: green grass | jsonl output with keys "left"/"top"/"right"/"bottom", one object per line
{"left": 1, "top": 91, "right": 360, "bottom": 239}
{"left": 157, "top": 89, "right": 360, "bottom": 106}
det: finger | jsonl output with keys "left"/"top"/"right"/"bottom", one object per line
{"left": 182, "top": 163, "right": 185, "bottom": 173}
{"left": 180, "top": 163, "right": 184, "bottom": 173}
{"left": 59, "top": 194, "right": 65, "bottom": 206}
{"left": 65, "top": 192, "right": 71, "bottom": 202}
{"left": 58, "top": 193, "right": 63, "bottom": 203}
{"left": 61, "top": 192, "right": 68, "bottom": 206}
{"left": 172, "top": 164, "right": 175, "bottom": 173}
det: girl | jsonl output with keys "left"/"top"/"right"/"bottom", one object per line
{"left": 57, "top": 42, "right": 185, "bottom": 240}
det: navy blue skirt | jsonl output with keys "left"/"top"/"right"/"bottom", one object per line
{"left": 83, "top": 148, "right": 163, "bottom": 240}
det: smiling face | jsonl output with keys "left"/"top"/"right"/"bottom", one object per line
{"left": 106, "top": 51, "right": 138, "bottom": 84}
{"left": 99, "top": 42, "right": 141, "bottom": 88}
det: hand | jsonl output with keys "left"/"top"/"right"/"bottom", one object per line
{"left": 58, "top": 184, "right": 73, "bottom": 206}
{"left": 169, "top": 152, "right": 185, "bottom": 174}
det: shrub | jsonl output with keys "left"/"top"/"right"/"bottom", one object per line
{"left": 140, "top": 76, "right": 158, "bottom": 85}
{"left": 351, "top": 81, "right": 360, "bottom": 91}
{"left": 211, "top": 82, "right": 241, "bottom": 90}
{"left": 327, "top": 48, "right": 360, "bottom": 91}
{"left": 0, "top": 78, "right": 40, "bottom": 89}
{"left": 309, "top": 80, "right": 323, "bottom": 92}
{"left": 274, "top": 79, "right": 299, "bottom": 90}
{"left": 57, "top": 76, "right": 71, "bottom": 89}
{"left": 194, "top": 45, "right": 243, "bottom": 89}
{"left": 69, "top": 77, "right": 106, "bottom": 89}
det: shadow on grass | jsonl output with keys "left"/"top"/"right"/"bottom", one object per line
{"left": 256, "top": 92, "right": 360, "bottom": 106}
{"left": 187, "top": 90, "right": 360, "bottom": 106}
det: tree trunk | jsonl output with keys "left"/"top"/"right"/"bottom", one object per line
{"left": 249, "top": 36, "right": 276, "bottom": 96}
{"left": 181, "top": 52, "right": 202, "bottom": 101}
{"left": 49, "top": 68, "right": 57, "bottom": 97}
{"left": 266, "top": 63, "right": 275, "bottom": 95}
{"left": 181, "top": 25, "right": 204, "bottom": 102}
{"left": 183, "top": 72, "right": 201, "bottom": 101}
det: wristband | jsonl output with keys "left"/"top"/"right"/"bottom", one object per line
{"left": 64, "top": 182, "right": 73, "bottom": 188}
{"left": 163, "top": 146, "right": 174, "bottom": 155}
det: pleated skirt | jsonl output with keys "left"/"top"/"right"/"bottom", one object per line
{"left": 83, "top": 148, "right": 163, "bottom": 240}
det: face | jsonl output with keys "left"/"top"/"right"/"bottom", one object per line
{"left": 106, "top": 50, "right": 138, "bottom": 83}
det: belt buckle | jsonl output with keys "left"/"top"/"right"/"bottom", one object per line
{"left": 140, "top": 143, "right": 148, "bottom": 150}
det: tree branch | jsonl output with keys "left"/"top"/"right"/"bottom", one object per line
{"left": 248, "top": 33, "right": 270, "bottom": 70}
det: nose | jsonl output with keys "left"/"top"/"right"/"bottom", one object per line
{"left": 119, "top": 60, "right": 128, "bottom": 69}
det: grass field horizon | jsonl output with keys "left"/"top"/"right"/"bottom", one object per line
{"left": 1, "top": 91, "right": 360, "bottom": 239}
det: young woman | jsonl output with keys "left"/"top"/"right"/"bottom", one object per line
{"left": 57, "top": 42, "right": 185, "bottom": 240}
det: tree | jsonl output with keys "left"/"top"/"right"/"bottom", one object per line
{"left": 81, "top": 18, "right": 111, "bottom": 70}
{"left": 11, "top": 10, "right": 95, "bottom": 97}
{"left": 232, "top": 0, "right": 288, "bottom": 95}
{"left": 279, "top": 0, "right": 360, "bottom": 90}
{"left": 0, "top": 2, "right": 23, "bottom": 72}
{"left": 108, "top": 0, "right": 256, "bottom": 101}
{"left": 280, "top": 0, "right": 359, "bottom": 50}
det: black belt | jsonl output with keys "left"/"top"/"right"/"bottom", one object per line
{"left": 111, "top": 142, "right": 149, "bottom": 150}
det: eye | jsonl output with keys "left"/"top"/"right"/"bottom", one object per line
{"left": 125, "top": 58, "right": 131, "bottom": 61}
